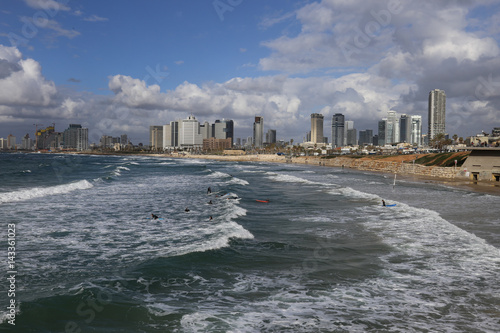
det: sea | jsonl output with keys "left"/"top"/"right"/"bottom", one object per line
{"left": 0, "top": 152, "right": 499, "bottom": 333}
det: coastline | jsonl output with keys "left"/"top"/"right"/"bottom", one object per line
{"left": 23, "top": 150, "right": 500, "bottom": 196}
{"left": 177, "top": 153, "right": 500, "bottom": 196}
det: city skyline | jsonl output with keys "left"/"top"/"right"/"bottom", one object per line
{"left": 1, "top": 1, "right": 500, "bottom": 144}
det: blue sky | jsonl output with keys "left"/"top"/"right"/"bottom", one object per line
{"left": 1, "top": 0, "right": 500, "bottom": 145}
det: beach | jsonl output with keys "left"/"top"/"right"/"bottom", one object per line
{"left": 1, "top": 152, "right": 499, "bottom": 332}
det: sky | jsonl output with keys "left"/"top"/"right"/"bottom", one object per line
{"left": 1, "top": 0, "right": 500, "bottom": 145}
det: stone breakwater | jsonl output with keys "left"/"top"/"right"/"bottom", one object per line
{"left": 184, "top": 154, "right": 458, "bottom": 179}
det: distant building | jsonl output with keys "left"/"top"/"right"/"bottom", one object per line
{"left": 76, "top": 127, "right": 89, "bottom": 151}
{"left": 344, "top": 120, "right": 354, "bottom": 145}
{"left": 203, "top": 137, "right": 232, "bottom": 151}
{"left": 410, "top": 115, "right": 422, "bottom": 146}
{"left": 253, "top": 116, "right": 264, "bottom": 148}
{"left": 213, "top": 119, "right": 234, "bottom": 146}
{"left": 266, "top": 129, "right": 277, "bottom": 145}
{"left": 7, "top": 134, "right": 16, "bottom": 149}
{"left": 21, "top": 134, "right": 33, "bottom": 150}
{"left": 331, "top": 113, "right": 345, "bottom": 147}
{"left": 179, "top": 116, "right": 203, "bottom": 149}
{"left": 311, "top": 113, "right": 324, "bottom": 144}
{"left": 359, "top": 130, "right": 373, "bottom": 146}
{"left": 346, "top": 128, "right": 357, "bottom": 146}
{"left": 428, "top": 89, "right": 446, "bottom": 140}
{"left": 386, "top": 111, "right": 399, "bottom": 144}
{"left": 378, "top": 119, "right": 386, "bottom": 146}
{"left": 149, "top": 125, "right": 163, "bottom": 150}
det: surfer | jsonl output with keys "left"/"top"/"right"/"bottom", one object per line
{"left": 208, "top": 200, "right": 212, "bottom": 204}
{"left": 151, "top": 213, "right": 159, "bottom": 220}
{"left": 209, "top": 216, "right": 213, "bottom": 220}
{"left": 207, "top": 187, "right": 211, "bottom": 194}
{"left": 185, "top": 207, "right": 190, "bottom": 212}
{"left": 382, "top": 200, "right": 386, "bottom": 207}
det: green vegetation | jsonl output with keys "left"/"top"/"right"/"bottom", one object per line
{"left": 414, "top": 152, "right": 469, "bottom": 167}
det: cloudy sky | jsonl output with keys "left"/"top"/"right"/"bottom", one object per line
{"left": 0, "top": 0, "right": 499, "bottom": 144}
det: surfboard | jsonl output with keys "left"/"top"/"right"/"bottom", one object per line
{"left": 385, "top": 204, "right": 396, "bottom": 207}
{"left": 256, "top": 199, "right": 270, "bottom": 203}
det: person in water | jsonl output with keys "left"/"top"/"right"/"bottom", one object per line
{"left": 185, "top": 207, "right": 190, "bottom": 212}
{"left": 208, "top": 200, "right": 212, "bottom": 204}
{"left": 151, "top": 213, "right": 159, "bottom": 220}
{"left": 382, "top": 200, "right": 386, "bottom": 207}
{"left": 207, "top": 187, "right": 211, "bottom": 194}
{"left": 209, "top": 216, "right": 213, "bottom": 220}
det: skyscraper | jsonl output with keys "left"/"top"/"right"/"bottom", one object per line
{"left": 266, "top": 129, "right": 277, "bottom": 144}
{"left": 76, "top": 127, "right": 88, "bottom": 151}
{"left": 310, "top": 113, "right": 324, "bottom": 144}
{"left": 428, "top": 89, "right": 446, "bottom": 139}
{"left": 400, "top": 114, "right": 410, "bottom": 143}
{"left": 386, "top": 111, "right": 399, "bottom": 144}
{"left": 253, "top": 116, "right": 264, "bottom": 148}
{"left": 410, "top": 115, "right": 422, "bottom": 146}
{"left": 149, "top": 125, "right": 163, "bottom": 150}
{"left": 331, "top": 113, "right": 345, "bottom": 147}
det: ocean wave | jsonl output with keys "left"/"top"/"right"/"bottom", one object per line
{"left": 0, "top": 180, "right": 94, "bottom": 204}
{"left": 265, "top": 173, "right": 316, "bottom": 184}
{"left": 228, "top": 177, "right": 249, "bottom": 186}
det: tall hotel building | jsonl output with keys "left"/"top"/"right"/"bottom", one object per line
{"left": 310, "top": 113, "right": 324, "bottom": 144}
{"left": 428, "top": 89, "right": 446, "bottom": 139}
{"left": 253, "top": 116, "right": 264, "bottom": 148}
{"left": 331, "top": 113, "right": 345, "bottom": 147}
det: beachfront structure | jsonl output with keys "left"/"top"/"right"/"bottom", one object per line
{"left": 459, "top": 147, "right": 500, "bottom": 182}
{"left": 310, "top": 113, "right": 324, "bottom": 144}
{"left": 332, "top": 113, "right": 345, "bottom": 147}
{"left": 428, "top": 89, "right": 446, "bottom": 140}
{"left": 253, "top": 116, "right": 264, "bottom": 148}
{"left": 149, "top": 126, "right": 163, "bottom": 150}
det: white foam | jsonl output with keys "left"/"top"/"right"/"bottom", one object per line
{"left": 265, "top": 173, "right": 316, "bottom": 184}
{"left": 0, "top": 180, "right": 94, "bottom": 203}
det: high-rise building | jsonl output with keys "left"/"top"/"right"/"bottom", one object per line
{"left": 63, "top": 124, "right": 82, "bottom": 149}
{"left": 346, "top": 128, "right": 357, "bottom": 146}
{"left": 7, "top": 134, "right": 16, "bottom": 149}
{"left": 179, "top": 116, "right": 203, "bottom": 149}
{"left": 386, "top": 111, "right": 399, "bottom": 144}
{"left": 21, "top": 134, "right": 33, "bottom": 150}
{"left": 358, "top": 130, "right": 373, "bottom": 146}
{"left": 310, "top": 113, "right": 324, "bottom": 144}
{"left": 149, "top": 125, "right": 163, "bottom": 150}
{"left": 428, "top": 89, "right": 446, "bottom": 139}
{"left": 410, "top": 115, "right": 422, "bottom": 146}
{"left": 344, "top": 120, "right": 353, "bottom": 144}
{"left": 331, "top": 113, "right": 345, "bottom": 147}
{"left": 266, "top": 129, "right": 277, "bottom": 144}
{"left": 253, "top": 116, "right": 264, "bottom": 148}
{"left": 378, "top": 119, "right": 387, "bottom": 146}
{"left": 400, "top": 114, "right": 410, "bottom": 143}
{"left": 213, "top": 119, "right": 234, "bottom": 146}
{"left": 121, "top": 134, "right": 128, "bottom": 147}
{"left": 76, "top": 127, "right": 88, "bottom": 151}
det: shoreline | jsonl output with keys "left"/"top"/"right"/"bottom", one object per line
{"left": 19, "top": 150, "right": 500, "bottom": 196}
{"left": 177, "top": 153, "right": 500, "bottom": 196}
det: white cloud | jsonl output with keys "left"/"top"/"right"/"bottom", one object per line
{"left": 0, "top": 45, "right": 56, "bottom": 107}
{"left": 84, "top": 15, "right": 109, "bottom": 22}
{"left": 23, "top": 0, "right": 70, "bottom": 12}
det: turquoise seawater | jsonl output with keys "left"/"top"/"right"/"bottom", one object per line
{"left": 0, "top": 152, "right": 499, "bottom": 332}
